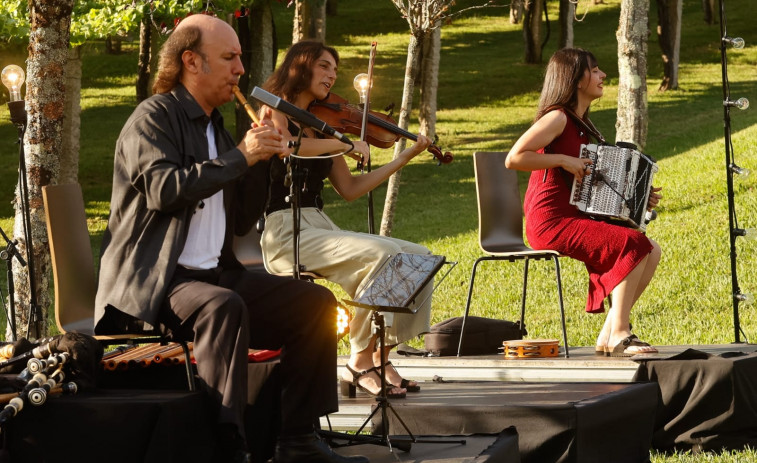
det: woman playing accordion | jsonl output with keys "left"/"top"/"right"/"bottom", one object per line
{"left": 506, "top": 48, "right": 662, "bottom": 357}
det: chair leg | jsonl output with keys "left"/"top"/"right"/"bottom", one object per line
{"left": 552, "top": 256, "right": 569, "bottom": 358}
{"left": 458, "top": 257, "right": 486, "bottom": 357}
{"left": 519, "top": 259, "right": 530, "bottom": 338}
{"left": 180, "top": 341, "right": 197, "bottom": 391}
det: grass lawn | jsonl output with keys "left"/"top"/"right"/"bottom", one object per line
{"left": 1, "top": 0, "right": 756, "bottom": 460}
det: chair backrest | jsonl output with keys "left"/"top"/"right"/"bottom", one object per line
{"left": 473, "top": 151, "right": 530, "bottom": 253}
{"left": 42, "top": 183, "right": 97, "bottom": 335}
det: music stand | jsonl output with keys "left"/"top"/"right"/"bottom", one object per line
{"left": 320, "top": 253, "right": 464, "bottom": 452}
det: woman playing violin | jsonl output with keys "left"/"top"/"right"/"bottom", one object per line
{"left": 259, "top": 40, "right": 432, "bottom": 398}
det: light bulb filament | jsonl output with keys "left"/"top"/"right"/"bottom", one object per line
{"left": 2, "top": 65, "right": 26, "bottom": 102}
{"left": 353, "top": 73, "right": 371, "bottom": 103}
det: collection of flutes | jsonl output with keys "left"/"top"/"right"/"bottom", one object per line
{"left": 101, "top": 342, "right": 195, "bottom": 371}
{"left": 0, "top": 351, "right": 78, "bottom": 431}
{"left": 0, "top": 344, "right": 15, "bottom": 362}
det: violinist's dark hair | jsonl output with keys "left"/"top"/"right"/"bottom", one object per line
{"left": 535, "top": 48, "right": 598, "bottom": 123}
{"left": 263, "top": 40, "right": 339, "bottom": 102}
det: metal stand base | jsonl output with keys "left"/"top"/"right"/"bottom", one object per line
{"left": 319, "top": 312, "right": 466, "bottom": 453}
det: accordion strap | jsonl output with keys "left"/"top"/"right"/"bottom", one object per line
{"left": 545, "top": 105, "right": 607, "bottom": 145}
{"left": 541, "top": 105, "right": 607, "bottom": 185}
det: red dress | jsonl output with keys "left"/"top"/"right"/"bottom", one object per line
{"left": 523, "top": 112, "right": 653, "bottom": 313}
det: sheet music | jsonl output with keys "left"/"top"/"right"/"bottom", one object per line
{"left": 344, "top": 253, "right": 445, "bottom": 313}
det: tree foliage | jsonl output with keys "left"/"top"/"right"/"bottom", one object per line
{"left": 2, "top": 0, "right": 245, "bottom": 339}
{"left": 0, "top": 0, "right": 246, "bottom": 46}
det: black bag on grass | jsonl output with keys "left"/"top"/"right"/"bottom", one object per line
{"left": 424, "top": 316, "right": 525, "bottom": 356}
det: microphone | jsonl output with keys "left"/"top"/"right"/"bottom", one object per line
{"left": 250, "top": 87, "right": 353, "bottom": 146}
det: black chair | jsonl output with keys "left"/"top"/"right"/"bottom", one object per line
{"left": 42, "top": 183, "right": 196, "bottom": 390}
{"left": 457, "top": 152, "right": 569, "bottom": 358}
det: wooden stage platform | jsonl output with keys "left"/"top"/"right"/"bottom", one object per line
{"left": 4, "top": 343, "right": 756, "bottom": 462}
{"left": 324, "top": 343, "right": 757, "bottom": 431}
{"left": 323, "top": 380, "right": 658, "bottom": 463}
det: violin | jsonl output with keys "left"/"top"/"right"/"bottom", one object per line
{"left": 308, "top": 93, "right": 453, "bottom": 165}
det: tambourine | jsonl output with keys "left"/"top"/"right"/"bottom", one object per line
{"left": 503, "top": 339, "right": 559, "bottom": 359}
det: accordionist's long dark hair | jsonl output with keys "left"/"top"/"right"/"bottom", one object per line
{"left": 535, "top": 48, "right": 598, "bottom": 123}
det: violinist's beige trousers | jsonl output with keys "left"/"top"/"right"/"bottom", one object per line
{"left": 261, "top": 207, "right": 432, "bottom": 353}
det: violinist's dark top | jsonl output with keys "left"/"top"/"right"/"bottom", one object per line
{"left": 267, "top": 120, "right": 333, "bottom": 214}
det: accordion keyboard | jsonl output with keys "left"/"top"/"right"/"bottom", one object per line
{"left": 569, "top": 143, "right": 658, "bottom": 231}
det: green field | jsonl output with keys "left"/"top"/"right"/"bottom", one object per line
{"left": 1, "top": 1, "right": 756, "bottom": 460}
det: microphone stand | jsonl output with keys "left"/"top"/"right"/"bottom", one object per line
{"left": 285, "top": 129, "right": 306, "bottom": 280}
{"left": 6, "top": 100, "right": 42, "bottom": 340}
{"left": 0, "top": 226, "right": 22, "bottom": 341}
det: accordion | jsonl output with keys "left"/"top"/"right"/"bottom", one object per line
{"left": 569, "top": 143, "right": 658, "bottom": 231}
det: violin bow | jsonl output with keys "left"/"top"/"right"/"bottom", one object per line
{"left": 360, "top": 42, "right": 378, "bottom": 234}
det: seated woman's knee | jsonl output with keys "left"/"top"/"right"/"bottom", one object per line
{"left": 649, "top": 238, "right": 662, "bottom": 262}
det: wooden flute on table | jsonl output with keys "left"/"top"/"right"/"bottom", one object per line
{"left": 102, "top": 343, "right": 195, "bottom": 371}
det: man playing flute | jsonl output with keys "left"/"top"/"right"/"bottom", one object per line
{"left": 94, "top": 13, "right": 368, "bottom": 463}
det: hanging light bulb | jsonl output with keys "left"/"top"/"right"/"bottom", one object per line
{"left": 729, "top": 163, "right": 750, "bottom": 178}
{"left": 1, "top": 65, "right": 25, "bottom": 102}
{"left": 724, "top": 97, "right": 750, "bottom": 110}
{"left": 722, "top": 36, "right": 745, "bottom": 49}
{"left": 734, "top": 228, "right": 757, "bottom": 241}
{"left": 353, "top": 73, "right": 371, "bottom": 104}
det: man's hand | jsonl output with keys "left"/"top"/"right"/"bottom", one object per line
{"left": 237, "top": 107, "right": 286, "bottom": 166}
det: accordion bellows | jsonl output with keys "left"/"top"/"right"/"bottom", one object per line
{"left": 570, "top": 143, "right": 658, "bottom": 231}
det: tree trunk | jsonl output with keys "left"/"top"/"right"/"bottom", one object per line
{"left": 418, "top": 27, "right": 440, "bottom": 139}
{"left": 326, "top": 0, "right": 338, "bottom": 16}
{"left": 237, "top": 10, "right": 252, "bottom": 139}
{"left": 147, "top": 28, "right": 164, "bottom": 95}
{"left": 136, "top": 17, "right": 151, "bottom": 103}
{"left": 510, "top": 0, "right": 524, "bottom": 24}
{"left": 559, "top": 0, "right": 575, "bottom": 49}
{"left": 616, "top": 0, "right": 649, "bottom": 150}
{"left": 523, "top": 0, "right": 543, "bottom": 63}
{"left": 656, "top": 0, "right": 682, "bottom": 91}
{"left": 59, "top": 46, "right": 81, "bottom": 185}
{"left": 380, "top": 32, "right": 421, "bottom": 237}
{"left": 105, "top": 35, "right": 122, "bottom": 54}
{"left": 10, "top": 0, "right": 74, "bottom": 340}
{"left": 293, "top": 0, "right": 304, "bottom": 43}
{"left": 307, "top": 0, "right": 327, "bottom": 40}
{"left": 293, "top": 0, "right": 326, "bottom": 42}
{"left": 236, "top": 0, "right": 276, "bottom": 141}
{"left": 702, "top": 0, "right": 716, "bottom": 25}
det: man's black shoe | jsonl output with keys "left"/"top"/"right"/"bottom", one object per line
{"left": 215, "top": 424, "right": 252, "bottom": 463}
{"left": 228, "top": 449, "right": 252, "bottom": 463}
{"left": 273, "top": 432, "right": 369, "bottom": 463}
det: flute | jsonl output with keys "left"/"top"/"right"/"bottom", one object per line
{"left": 232, "top": 85, "right": 261, "bottom": 125}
